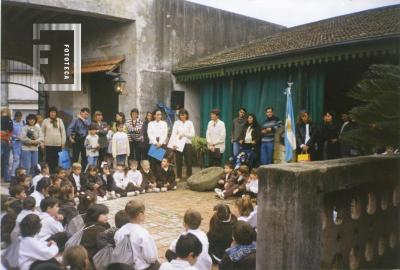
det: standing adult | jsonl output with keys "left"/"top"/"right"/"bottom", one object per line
{"left": 1, "top": 108, "right": 13, "bottom": 182}
{"left": 260, "top": 107, "right": 282, "bottom": 165}
{"left": 67, "top": 107, "right": 91, "bottom": 170}
{"left": 92, "top": 111, "right": 109, "bottom": 166}
{"left": 36, "top": 114, "right": 44, "bottom": 162}
{"left": 20, "top": 114, "right": 43, "bottom": 175}
{"left": 319, "top": 111, "right": 340, "bottom": 160}
{"left": 126, "top": 109, "right": 145, "bottom": 163}
{"left": 147, "top": 109, "right": 168, "bottom": 168}
{"left": 339, "top": 112, "right": 358, "bottom": 157}
{"left": 295, "top": 110, "right": 318, "bottom": 161}
{"left": 142, "top": 112, "right": 153, "bottom": 159}
{"left": 42, "top": 107, "right": 66, "bottom": 173}
{"left": 170, "top": 109, "right": 195, "bottom": 180}
{"left": 11, "top": 111, "right": 24, "bottom": 176}
{"left": 239, "top": 114, "right": 260, "bottom": 169}
{"left": 231, "top": 108, "right": 247, "bottom": 158}
{"left": 206, "top": 109, "right": 226, "bottom": 167}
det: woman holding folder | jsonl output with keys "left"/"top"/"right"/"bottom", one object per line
{"left": 147, "top": 109, "right": 168, "bottom": 169}
{"left": 169, "top": 109, "right": 195, "bottom": 180}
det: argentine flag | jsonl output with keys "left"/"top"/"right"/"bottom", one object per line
{"left": 284, "top": 84, "right": 297, "bottom": 162}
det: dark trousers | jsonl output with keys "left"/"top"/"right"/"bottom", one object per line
{"left": 129, "top": 141, "right": 144, "bottom": 163}
{"left": 175, "top": 143, "right": 192, "bottom": 179}
{"left": 208, "top": 149, "right": 222, "bottom": 167}
{"left": 45, "top": 146, "right": 62, "bottom": 173}
{"left": 97, "top": 147, "right": 107, "bottom": 167}
{"left": 72, "top": 139, "right": 87, "bottom": 170}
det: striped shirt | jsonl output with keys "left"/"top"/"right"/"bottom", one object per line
{"left": 126, "top": 118, "right": 144, "bottom": 142}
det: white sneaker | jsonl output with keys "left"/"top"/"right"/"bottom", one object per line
{"left": 218, "top": 192, "right": 225, "bottom": 199}
{"left": 127, "top": 191, "right": 137, "bottom": 197}
{"left": 111, "top": 191, "right": 116, "bottom": 199}
{"left": 116, "top": 194, "right": 121, "bottom": 198}
{"left": 172, "top": 186, "right": 177, "bottom": 190}
{"left": 147, "top": 188, "right": 153, "bottom": 193}
{"left": 141, "top": 190, "right": 146, "bottom": 194}
{"left": 161, "top": 187, "right": 167, "bottom": 192}
{"left": 154, "top": 188, "right": 161, "bottom": 193}
{"left": 135, "top": 191, "right": 140, "bottom": 196}
{"left": 214, "top": 188, "right": 222, "bottom": 194}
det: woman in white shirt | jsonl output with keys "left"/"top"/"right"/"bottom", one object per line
{"left": 169, "top": 109, "right": 195, "bottom": 180}
{"left": 206, "top": 109, "right": 226, "bottom": 167}
{"left": 147, "top": 109, "right": 168, "bottom": 167}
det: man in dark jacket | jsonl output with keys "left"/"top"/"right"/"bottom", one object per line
{"left": 67, "top": 107, "right": 91, "bottom": 169}
{"left": 260, "top": 107, "right": 281, "bottom": 165}
{"left": 231, "top": 108, "right": 247, "bottom": 158}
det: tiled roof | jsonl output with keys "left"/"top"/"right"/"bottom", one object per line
{"left": 174, "top": 4, "right": 400, "bottom": 73}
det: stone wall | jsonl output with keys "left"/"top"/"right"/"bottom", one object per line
{"left": 257, "top": 155, "right": 400, "bottom": 269}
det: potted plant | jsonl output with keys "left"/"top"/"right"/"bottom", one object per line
{"left": 191, "top": 136, "right": 208, "bottom": 169}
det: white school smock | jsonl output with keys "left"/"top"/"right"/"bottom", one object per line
{"left": 114, "top": 223, "right": 158, "bottom": 270}
{"left": 160, "top": 259, "right": 199, "bottom": 270}
{"left": 18, "top": 236, "right": 59, "bottom": 270}
{"left": 113, "top": 171, "right": 130, "bottom": 190}
{"left": 127, "top": 170, "right": 143, "bottom": 187}
{"left": 37, "top": 212, "right": 64, "bottom": 241}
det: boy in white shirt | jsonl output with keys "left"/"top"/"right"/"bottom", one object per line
{"left": 114, "top": 199, "right": 159, "bottom": 270}
{"left": 37, "top": 197, "right": 66, "bottom": 250}
{"left": 127, "top": 160, "right": 144, "bottom": 194}
{"left": 160, "top": 233, "right": 202, "bottom": 270}
{"left": 245, "top": 169, "right": 258, "bottom": 197}
{"left": 18, "top": 214, "right": 59, "bottom": 270}
{"left": 31, "top": 162, "right": 50, "bottom": 188}
{"left": 166, "top": 209, "right": 212, "bottom": 270}
{"left": 16, "top": 196, "right": 38, "bottom": 225}
{"left": 31, "top": 177, "right": 50, "bottom": 209}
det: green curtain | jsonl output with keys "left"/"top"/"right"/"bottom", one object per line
{"left": 199, "top": 67, "right": 325, "bottom": 164}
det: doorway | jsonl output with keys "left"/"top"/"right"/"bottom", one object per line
{"left": 90, "top": 72, "right": 118, "bottom": 123}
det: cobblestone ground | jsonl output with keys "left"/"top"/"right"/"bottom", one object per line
{"left": 103, "top": 186, "right": 234, "bottom": 263}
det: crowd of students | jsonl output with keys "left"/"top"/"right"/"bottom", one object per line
{"left": 1, "top": 161, "right": 258, "bottom": 270}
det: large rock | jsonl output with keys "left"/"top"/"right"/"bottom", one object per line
{"left": 187, "top": 167, "right": 224, "bottom": 192}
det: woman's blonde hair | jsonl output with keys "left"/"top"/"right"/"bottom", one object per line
{"left": 63, "top": 245, "right": 90, "bottom": 270}
{"left": 234, "top": 195, "right": 254, "bottom": 217}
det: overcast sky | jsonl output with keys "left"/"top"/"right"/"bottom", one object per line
{"left": 188, "top": 0, "right": 400, "bottom": 27}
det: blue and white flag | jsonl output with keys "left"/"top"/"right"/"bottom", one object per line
{"left": 284, "top": 83, "right": 296, "bottom": 162}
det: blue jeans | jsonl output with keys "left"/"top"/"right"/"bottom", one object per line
{"left": 21, "top": 150, "right": 39, "bottom": 175}
{"left": 1, "top": 141, "right": 11, "bottom": 181}
{"left": 87, "top": 156, "right": 98, "bottom": 166}
{"left": 260, "top": 141, "right": 274, "bottom": 165}
{"left": 11, "top": 140, "right": 22, "bottom": 176}
{"left": 115, "top": 154, "right": 127, "bottom": 165}
{"left": 232, "top": 141, "right": 241, "bottom": 158}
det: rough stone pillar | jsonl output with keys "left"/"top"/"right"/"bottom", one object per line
{"left": 257, "top": 164, "right": 323, "bottom": 270}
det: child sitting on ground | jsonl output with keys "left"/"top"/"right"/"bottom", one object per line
{"left": 77, "top": 191, "right": 97, "bottom": 215}
{"left": 85, "top": 165, "right": 107, "bottom": 199}
{"left": 127, "top": 160, "right": 145, "bottom": 194}
{"left": 215, "top": 165, "right": 248, "bottom": 199}
{"left": 160, "top": 233, "right": 203, "bottom": 270}
{"left": 80, "top": 204, "right": 111, "bottom": 258}
{"left": 32, "top": 162, "right": 50, "bottom": 188}
{"left": 114, "top": 199, "right": 159, "bottom": 270}
{"left": 58, "top": 184, "right": 79, "bottom": 226}
{"left": 8, "top": 185, "right": 27, "bottom": 214}
{"left": 18, "top": 214, "right": 59, "bottom": 270}
{"left": 37, "top": 197, "right": 67, "bottom": 250}
{"left": 207, "top": 204, "right": 237, "bottom": 264}
{"left": 99, "top": 164, "right": 116, "bottom": 196}
{"left": 31, "top": 177, "right": 50, "bottom": 209}
{"left": 216, "top": 163, "right": 234, "bottom": 190}
{"left": 97, "top": 209, "right": 129, "bottom": 249}
{"left": 166, "top": 209, "right": 212, "bottom": 270}
{"left": 219, "top": 221, "right": 256, "bottom": 270}
{"left": 112, "top": 163, "right": 130, "bottom": 197}
{"left": 63, "top": 245, "right": 91, "bottom": 270}
{"left": 10, "top": 174, "right": 32, "bottom": 196}
{"left": 232, "top": 195, "right": 254, "bottom": 222}
{"left": 10, "top": 167, "right": 27, "bottom": 187}
{"left": 11, "top": 196, "right": 38, "bottom": 243}
{"left": 245, "top": 169, "right": 258, "bottom": 198}
{"left": 140, "top": 160, "right": 159, "bottom": 192}
{"left": 68, "top": 162, "right": 88, "bottom": 195}
{"left": 55, "top": 167, "right": 68, "bottom": 184}
{"left": 156, "top": 158, "right": 177, "bottom": 191}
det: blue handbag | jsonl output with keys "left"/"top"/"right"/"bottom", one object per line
{"left": 58, "top": 149, "right": 71, "bottom": 169}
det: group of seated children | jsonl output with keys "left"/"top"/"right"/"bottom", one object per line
{"left": 2, "top": 188, "right": 257, "bottom": 270}
{"left": 214, "top": 163, "right": 259, "bottom": 200}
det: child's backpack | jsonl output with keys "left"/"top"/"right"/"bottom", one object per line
{"left": 93, "top": 244, "right": 114, "bottom": 270}
{"left": 65, "top": 214, "right": 85, "bottom": 237}
{"left": 65, "top": 224, "right": 94, "bottom": 250}
{"left": 111, "top": 234, "right": 135, "bottom": 267}
{"left": 1, "top": 238, "right": 20, "bottom": 269}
